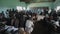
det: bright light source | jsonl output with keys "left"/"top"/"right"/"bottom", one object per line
{"left": 16, "top": 6, "right": 26, "bottom": 11}
{"left": 56, "top": 6, "right": 60, "bottom": 11}
{"left": 17, "top": 6, "right": 23, "bottom": 11}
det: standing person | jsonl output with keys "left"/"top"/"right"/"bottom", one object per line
{"left": 25, "top": 13, "right": 37, "bottom": 34}
{"left": 18, "top": 12, "right": 25, "bottom": 34}
{"left": 0, "top": 13, "right": 7, "bottom": 34}
{"left": 25, "top": 18, "right": 34, "bottom": 34}
{"left": 0, "top": 13, "right": 7, "bottom": 24}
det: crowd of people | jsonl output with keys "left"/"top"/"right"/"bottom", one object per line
{"left": 0, "top": 8, "right": 37, "bottom": 34}
{"left": 0, "top": 8, "right": 60, "bottom": 34}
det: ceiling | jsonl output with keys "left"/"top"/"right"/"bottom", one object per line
{"left": 20, "top": 0, "right": 56, "bottom": 3}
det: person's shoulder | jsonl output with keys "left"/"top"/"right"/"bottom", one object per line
{"left": 26, "top": 20, "right": 33, "bottom": 22}
{"left": 27, "top": 19, "right": 31, "bottom": 21}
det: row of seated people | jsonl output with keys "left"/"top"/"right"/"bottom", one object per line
{"left": 0, "top": 9, "right": 37, "bottom": 34}
{"left": 32, "top": 10, "right": 60, "bottom": 34}
{"left": 0, "top": 9, "right": 60, "bottom": 34}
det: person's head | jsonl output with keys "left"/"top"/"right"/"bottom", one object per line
{"left": 31, "top": 13, "right": 37, "bottom": 21}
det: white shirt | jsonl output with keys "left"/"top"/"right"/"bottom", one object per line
{"left": 25, "top": 20, "right": 34, "bottom": 33}
{"left": 26, "top": 20, "right": 34, "bottom": 28}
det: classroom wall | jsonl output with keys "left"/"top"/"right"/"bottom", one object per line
{"left": 54, "top": 0, "right": 60, "bottom": 8}
{"left": 27, "top": 2, "right": 54, "bottom": 9}
{"left": 0, "top": 0, "right": 59, "bottom": 13}
{"left": 0, "top": 0, "right": 26, "bottom": 13}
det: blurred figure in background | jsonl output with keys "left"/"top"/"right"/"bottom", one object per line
{"left": 25, "top": 13, "right": 37, "bottom": 34}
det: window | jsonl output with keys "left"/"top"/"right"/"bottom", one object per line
{"left": 16, "top": 6, "right": 26, "bottom": 11}
{"left": 17, "top": 6, "right": 23, "bottom": 11}
{"left": 56, "top": 6, "right": 60, "bottom": 11}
